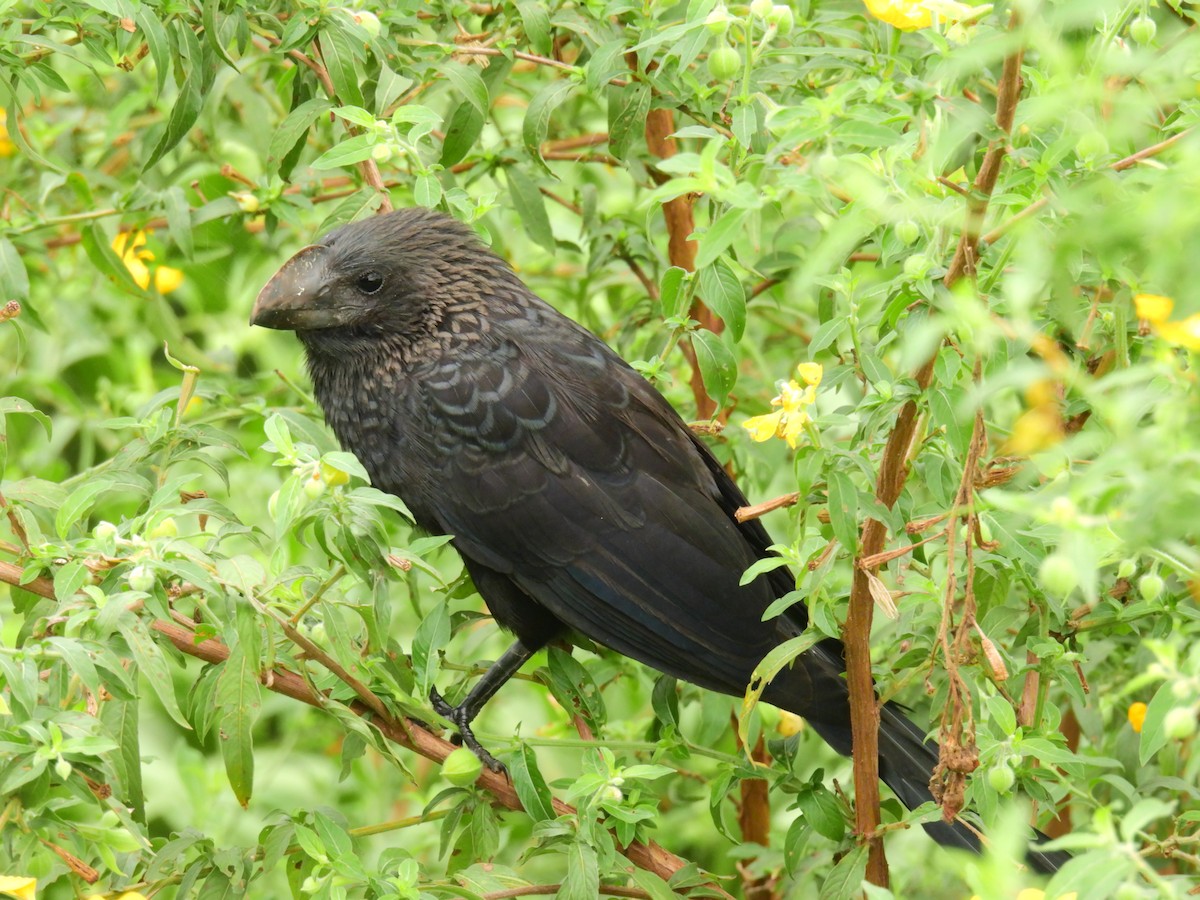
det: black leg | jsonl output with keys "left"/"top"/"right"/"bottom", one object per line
{"left": 430, "top": 639, "right": 537, "bottom": 773}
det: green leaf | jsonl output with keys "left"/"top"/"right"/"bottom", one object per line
{"left": 440, "top": 102, "right": 485, "bottom": 167}
{"left": 312, "top": 809, "right": 353, "bottom": 860}
{"left": 738, "top": 630, "right": 820, "bottom": 747}
{"left": 809, "top": 317, "right": 848, "bottom": 354}
{"left": 1045, "top": 852, "right": 1137, "bottom": 900}
{"left": 375, "top": 65, "right": 413, "bottom": 113}
{"left": 133, "top": 7, "right": 171, "bottom": 98}
{"left": 162, "top": 187, "right": 194, "bottom": 260}
{"left": 609, "top": 82, "right": 651, "bottom": 160}
{"left": 559, "top": 841, "right": 599, "bottom": 900}
{"left": 269, "top": 98, "right": 335, "bottom": 171}
{"left": 586, "top": 39, "right": 626, "bottom": 93}
{"left": 516, "top": 0, "right": 553, "bottom": 55}
{"left": 732, "top": 104, "right": 757, "bottom": 149}
{"left": 319, "top": 19, "right": 364, "bottom": 108}
{"left": 826, "top": 469, "right": 859, "bottom": 553}
{"left": 45, "top": 636, "right": 98, "bottom": 686}
{"left": 546, "top": 646, "right": 606, "bottom": 731}
{"left": 0, "top": 237, "right": 30, "bottom": 303}
{"left": 440, "top": 62, "right": 489, "bottom": 117}
{"left": 1138, "top": 680, "right": 1177, "bottom": 764}
{"left": 660, "top": 266, "right": 689, "bottom": 319}
{"left": 310, "top": 133, "right": 377, "bottom": 170}
{"left": 216, "top": 645, "right": 260, "bottom": 808}
{"left": 80, "top": 224, "right": 144, "bottom": 294}
{"left": 697, "top": 258, "right": 746, "bottom": 341}
{"left": 796, "top": 784, "right": 846, "bottom": 842}
{"left": 331, "top": 105, "right": 378, "bottom": 129}
{"left": 52, "top": 560, "right": 89, "bottom": 601}
{"left": 506, "top": 167, "right": 555, "bottom": 252}
{"left": 117, "top": 620, "right": 191, "bottom": 730}
{"left": 987, "top": 694, "right": 1017, "bottom": 736}
{"left": 691, "top": 329, "right": 736, "bottom": 409}
{"left": 818, "top": 843, "right": 868, "bottom": 900}
{"left": 144, "top": 66, "right": 203, "bottom": 172}
{"left": 694, "top": 206, "right": 748, "bottom": 269}
{"left": 3, "top": 91, "right": 61, "bottom": 171}
{"left": 507, "top": 743, "right": 554, "bottom": 821}
{"left": 202, "top": 0, "right": 238, "bottom": 71}
{"left": 55, "top": 477, "right": 114, "bottom": 538}
{"left": 523, "top": 79, "right": 576, "bottom": 175}
{"left": 414, "top": 172, "right": 442, "bottom": 208}
{"left": 101, "top": 697, "right": 145, "bottom": 821}
{"left": 412, "top": 601, "right": 451, "bottom": 697}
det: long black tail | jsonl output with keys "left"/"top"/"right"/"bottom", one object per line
{"left": 804, "top": 701, "right": 1068, "bottom": 873}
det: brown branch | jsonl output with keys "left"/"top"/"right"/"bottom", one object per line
{"left": 942, "top": 17, "right": 1025, "bottom": 285}
{"left": 1110, "top": 127, "right": 1192, "bottom": 172}
{"left": 644, "top": 107, "right": 721, "bottom": 421}
{"left": 844, "top": 11, "right": 1027, "bottom": 888}
{"left": 735, "top": 491, "right": 800, "bottom": 523}
{"left": 543, "top": 133, "right": 609, "bottom": 152}
{"left": 0, "top": 559, "right": 723, "bottom": 893}
{"left": 736, "top": 733, "right": 773, "bottom": 900}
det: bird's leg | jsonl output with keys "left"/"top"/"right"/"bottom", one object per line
{"left": 429, "top": 639, "right": 537, "bottom": 773}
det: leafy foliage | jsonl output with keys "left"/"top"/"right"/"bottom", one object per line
{"left": 1, "top": 1, "right": 1199, "bottom": 898}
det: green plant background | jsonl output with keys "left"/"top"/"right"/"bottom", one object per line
{"left": 1, "top": 0, "right": 1198, "bottom": 898}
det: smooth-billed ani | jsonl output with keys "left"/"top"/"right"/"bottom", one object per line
{"left": 251, "top": 207, "right": 1065, "bottom": 871}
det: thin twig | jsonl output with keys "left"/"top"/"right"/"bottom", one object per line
{"left": 735, "top": 491, "right": 800, "bottom": 523}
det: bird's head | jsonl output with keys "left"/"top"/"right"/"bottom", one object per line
{"left": 250, "top": 207, "right": 495, "bottom": 336}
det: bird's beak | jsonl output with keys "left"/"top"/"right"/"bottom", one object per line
{"left": 251, "top": 244, "right": 359, "bottom": 331}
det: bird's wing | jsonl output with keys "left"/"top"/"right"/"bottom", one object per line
{"left": 410, "top": 307, "right": 801, "bottom": 696}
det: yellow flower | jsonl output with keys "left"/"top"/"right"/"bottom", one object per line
{"left": 1134, "top": 293, "right": 1200, "bottom": 350}
{"left": 0, "top": 110, "right": 14, "bottom": 157}
{"left": 1135, "top": 292, "right": 1174, "bottom": 323}
{"left": 0, "top": 876, "right": 37, "bottom": 900}
{"left": 111, "top": 229, "right": 183, "bottom": 294}
{"left": 861, "top": 0, "right": 980, "bottom": 30}
{"left": 742, "top": 363, "right": 822, "bottom": 449}
{"left": 1002, "top": 379, "right": 1064, "bottom": 455}
{"left": 777, "top": 711, "right": 805, "bottom": 737}
{"left": 1128, "top": 701, "right": 1148, "bottom": 733}
{"left": 796, "top": 361, "right": 823, "bottom": 386}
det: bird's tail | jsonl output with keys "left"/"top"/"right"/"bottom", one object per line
{"left": 808, "top": 703, "right": 1068, "bottom": 874}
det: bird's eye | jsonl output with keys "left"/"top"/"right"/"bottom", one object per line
{"left": 356, "top": 272, "right": 384, "bottom": 294}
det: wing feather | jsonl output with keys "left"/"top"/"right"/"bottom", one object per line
{"left": 412, "top": 302, "right": 798, "bottom": 694}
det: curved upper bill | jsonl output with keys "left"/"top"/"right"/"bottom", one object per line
{"left": 251, "top": 244, "right": 355, "bottom": 331}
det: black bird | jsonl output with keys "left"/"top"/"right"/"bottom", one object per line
{"left": 251, "top": 207, "right": 1065, "bottom": 871}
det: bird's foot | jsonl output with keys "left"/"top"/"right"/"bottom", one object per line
{"left": 429, "top": 687, "right": 506, "bottom": 774}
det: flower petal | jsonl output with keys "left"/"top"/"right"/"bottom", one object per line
{"left": 1158, "top": 315, "right": 1200, "bottom": 350}
{"left": 862, "top": 0, "right": 932, "bottom": 30}
{"left": 1128, "top": 701, "right": 1148, "bottom": 733}
{"left": 1134, "top": 292, "right": 1174, "bottom": 324}
{"left": 775, "top": 379, "right": 809, "bottom": 413}
{"left": 0, "top": 877, "right": 37, "bottom": 900}
{"left": 154, "top": 265, "right": 184, "bottom": 294}
{"left": 796, "top": 361, "right": 823, "bottom": 386}
{"left": 124, "top": 256, "right": 151, "bottom": 290}
{"left": 742, "top": 411, "right": 784, "bottom": 443}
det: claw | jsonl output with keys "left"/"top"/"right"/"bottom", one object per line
{"left": 430, "top": 686, "right": 507, "bottom": 774}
